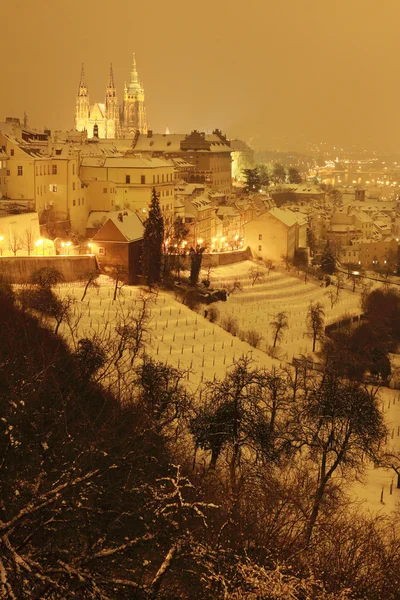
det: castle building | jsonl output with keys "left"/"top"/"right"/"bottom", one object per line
{"left": 75, "top": 55, "right": 148, "bottom": 139}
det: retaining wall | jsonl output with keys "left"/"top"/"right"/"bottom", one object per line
{"left": 179, "top": 247, "right": 252, "bottom": 269}
{"left": 0, "top": 256, "right": 98, "bottom": 283}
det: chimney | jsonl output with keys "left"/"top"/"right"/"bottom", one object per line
{"left": 147, "top": 129, "right": 153, "bottom": 138}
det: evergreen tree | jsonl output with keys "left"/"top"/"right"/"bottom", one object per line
{"left": 242, "top": 167, "right": 260, "bottom": 193}
{"left": 271, "top": 162, "right": 286, "bottom": 184}
{"left": 189, "top": 245, "right": 205, "bottom": 286}
{"left": 320, "top": 242, "right": 336, "bottom": 274}
{"left": 141, "top": 188, "right": 164, "bottom": 286}
{"left": 257, "top": 164, "right": 270, "bottom": 188}
{"left": 288, "top": 166, "right": 302, "bottom": 184}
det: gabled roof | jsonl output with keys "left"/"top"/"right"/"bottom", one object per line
{"left": 92, "top": 211, "right": 144, "bottom": 243}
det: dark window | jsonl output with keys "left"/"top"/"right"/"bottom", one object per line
{"left": 126, "top": 175, "right": 130, "bottom": 184}
{"left": 52, "top": 165, "right": 57, "bottom": 175}
{"left": 17, "top": 166, "right": 23, "bottom": 176}
{"left": 103, "top": 187, "right": 107, "bottom": 193}
{"left": 258, "top": 245, "right": 262, "bottom": 252}
{"left": 259, "top": 234, "right": 262, "bottom": 241}
{"left": 10, "top": 149, "right": 14, "bottom": 156}
{"left": 141, "top": 175, "right": 145, "bottom": 184}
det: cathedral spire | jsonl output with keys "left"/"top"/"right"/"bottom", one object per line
{"left": 108, "top": 63, "right": 115, "bottom": 89}
{"left": 130, "top": 53, "right": 138, "bottom": 86}
{"left": 78, "top": 63, "right": 88, "bottom": 94}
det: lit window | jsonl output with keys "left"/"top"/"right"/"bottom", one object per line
{"left": 17, "top": 166, "right": 23, "bottom": 176}
{"left": 52, "top": 184, "right": 57, "bottom": 192}
{"left": 52, "top": 165, "right": 57, "bottom": 175}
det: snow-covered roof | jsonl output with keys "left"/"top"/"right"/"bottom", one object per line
{"left": 93, "top": 211, "right": 144, "bottom": 242}
{"left": 132, "top": 133, "right": 232, "bottom": 154}
{"left": 103, "top": 156, "right": 171, "bottom": 169}
{"left": 268, "top": 207, "right": 306, "bottom": 227}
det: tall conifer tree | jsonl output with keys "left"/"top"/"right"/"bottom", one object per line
{"left": 142, "top": 188, "right": 164, "bottom": 286}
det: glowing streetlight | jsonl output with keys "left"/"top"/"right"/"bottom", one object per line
{"left": 35, "top": 239, "right": 44, "bottom": 256}
{"left": 197, "top": 238, "right": 203, "bottom": 245}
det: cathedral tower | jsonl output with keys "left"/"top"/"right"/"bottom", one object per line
{"left": 105, "top": 63, "right": 120, "bottom": 138}
{"left": 122, "top": 54, "right": 147, "bottom": 136}
{"left": 75, "top": 63, "right": 90, "bottom": 132}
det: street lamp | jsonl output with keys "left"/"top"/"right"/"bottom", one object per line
{"left": 35, "top": 239, "right": 44, "bottom": 256}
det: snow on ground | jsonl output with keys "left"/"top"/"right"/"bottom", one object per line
{"left": 54, "top": 261, "right": 400, "bottom": 515}
{"left": 56, "top": 276, "right": 279, "bottom": 391}
{"left": 206, "top": 260, "right": 365, "bottom": 361}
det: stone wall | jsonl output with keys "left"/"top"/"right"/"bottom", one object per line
{"left": 180, "top": 247, "right": 252, "bottom": 269}
{"left": 0, "top": 256, "right": 98, "bottom": 283}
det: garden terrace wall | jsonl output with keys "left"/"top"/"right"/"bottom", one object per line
{"left": 179, "top": 246, "right": 252, "bottom": 269}
{"left": 0, "top": 256, "right": 98, "bottom": 283}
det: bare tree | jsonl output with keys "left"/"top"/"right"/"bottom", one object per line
{"left": 301, "top": 373, "right": 386, "bottom": 545}
{"left": 270, "top": 311, "right": 288, "bottom": 348}
{"left": 226, "top": 278, "right": 243, "bottom": 295}
{"left": 80, "top": 270, "right": 100, "bottom": 301}
{"left": 264, "top": 259, "right": 273, "bottom": 275}
{"left": 8, "top": 231, "right": 23, "bottom": 256}
{"left": 22, "top": 228, "right": 35, "bottom": 256}
{"left": 109, "top": 264, "right": 126, "bottom": 301}
{"left": 281, "top": 254, "right": 291, "bottom": 271}
{"left": 249, "top": 266, "right": 264, "bottom": 286}
{"left": 306, "top": 301, "right": 325, "bottom": 352}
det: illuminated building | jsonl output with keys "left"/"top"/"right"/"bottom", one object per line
{"left": 75, "top": 55, "right": 148, "bottom": 139}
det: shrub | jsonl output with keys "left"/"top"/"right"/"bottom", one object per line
{"left": 207, "top": 306, "right": 219, "bottom": 323}
{"left": 245, "top": 329, "right": 263, "bottom": 348}
{"left": 221, "top": 315, "right": 239, "bottom": 336}
{"left": 31, "top": 267, "right": 64, "bottom": 288}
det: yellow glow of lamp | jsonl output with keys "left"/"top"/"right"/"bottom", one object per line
{"left": 35, "top": 239, "right": 43, "bottom": 246}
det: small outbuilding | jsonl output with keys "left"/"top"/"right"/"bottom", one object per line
{"left": 90, "top": 211, "right": 144, "bottom": 284}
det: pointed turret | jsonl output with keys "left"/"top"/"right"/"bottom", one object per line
{"left": 105, "top": 63, "right": 120, "bottom": 138}
{"left": 122, "top": 53, "right": 147, "bottom": 136}
{"left": 78, "top": 63, "right": 88, "bottom": 95}
{"left": 75, "top": 63, "right": 90, "bottom": 132}
{"left": 107, "top": 63, "right": 115, "bottom": 92}
{"left": 127, "top": 53, "right": 142, "bottom": 95}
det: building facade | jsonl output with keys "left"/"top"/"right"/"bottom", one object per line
{"left": 75, "top": 55, "right": 147, "bottom": 139}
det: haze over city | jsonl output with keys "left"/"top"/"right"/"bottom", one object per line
{"left": 3, "top": 0, "right": 400, "bottom": 152}
{"left": 4, "top": 1, "right": 400, "bottom": 597}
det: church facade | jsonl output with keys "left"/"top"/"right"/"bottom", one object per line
{"left": 75, "top": 55, "right": 147, "bottom": 139}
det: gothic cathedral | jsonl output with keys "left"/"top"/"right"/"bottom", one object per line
{"left": 75, "top": 54, "right": 148, "bottom": 139}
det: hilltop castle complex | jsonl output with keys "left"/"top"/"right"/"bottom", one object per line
{"left": 75, "top": 54, "right": 148, "bottom": 139}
